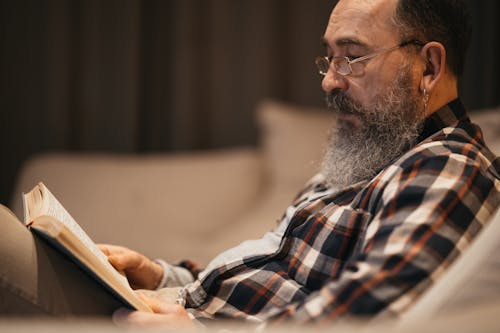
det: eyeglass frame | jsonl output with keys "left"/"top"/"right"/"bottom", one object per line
{"left": 316, "top": 39, "right": 425, "bottom": 76}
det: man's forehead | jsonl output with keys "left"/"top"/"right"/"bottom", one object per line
{"left": 324, "top": 0, "right": 400, "bottom": 48}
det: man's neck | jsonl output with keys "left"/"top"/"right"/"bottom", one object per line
{"left": 426, "top": 76, "right": 459, "bottom": 117}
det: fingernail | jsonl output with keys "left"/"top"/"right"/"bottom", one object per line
{"left": 112, "top": 307, "right": 132, "bottom": 323}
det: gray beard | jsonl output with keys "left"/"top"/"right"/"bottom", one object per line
{"left": 321, "top": 70, "right": 424, "bottom": 188}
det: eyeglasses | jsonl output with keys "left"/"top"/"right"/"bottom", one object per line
{"left": 315, "top": 40, "right": 424, "bottom": 76}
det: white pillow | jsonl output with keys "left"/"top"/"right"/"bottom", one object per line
{"left": 469, "top": 106, "right": 500, "bottom": 155}
{"left": 256, "top": 100, "right": 334, "bottom": 190}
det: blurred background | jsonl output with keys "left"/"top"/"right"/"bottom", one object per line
{"left": 0, "top": 0, "right": 499, "bottom": 205}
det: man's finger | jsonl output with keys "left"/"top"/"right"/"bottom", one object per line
{"left": 97, "top": 244, "right": 111, "bottom": 255}
{"left": 113, "top": 308, "right": 184, "bottom": 328}
{"left": 137, "top": 292, "right": 184, "bottom": 314}
{"left": 98, "top": 243, "right": 126, "bottom": 252}
{"left": 112, "top": 308, "right": 163, "bottom": 327}
{"left": 112, "top": 307, "right": 133, "bottom": 324}
{"left": 107, "top": 254, "right": 128, "bottom": 270}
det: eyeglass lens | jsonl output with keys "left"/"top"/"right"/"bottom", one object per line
{"left": 316, "top": 57, "right": 351, "bottom": 76}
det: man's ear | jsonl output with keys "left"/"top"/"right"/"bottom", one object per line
{"left": 419, "top": 42, "right": 447, "bottom": 93}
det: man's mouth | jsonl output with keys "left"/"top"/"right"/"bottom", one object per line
{"left": 337, "top": 112, "right": 362, "bottom": 129}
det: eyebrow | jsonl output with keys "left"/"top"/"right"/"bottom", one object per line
{"left": 320, "top": 36, "right": 370, "bottom": 49}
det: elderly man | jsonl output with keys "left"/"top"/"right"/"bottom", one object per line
{"left": 99, "top": 0, "right": 499, "bottom": 328}
{"left": 1, "top": 0, "right": 499, "bottom": 329}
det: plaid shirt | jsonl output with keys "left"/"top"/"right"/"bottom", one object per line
{"left": 182, "top": 99, "right": 500, "bottom": 325}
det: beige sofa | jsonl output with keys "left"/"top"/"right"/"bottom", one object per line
{"left": 10, "top": 100, "right": 336, "bottom": 264}
{"left": 6, "top": 100, "right": 500, "bottom": 330}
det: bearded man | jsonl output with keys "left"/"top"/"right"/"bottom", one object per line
{"left": 97, "top": 0, "right": 499, "bottom": 328}
{"left": 1, "top": 0, "right": 499, "bottom": 330}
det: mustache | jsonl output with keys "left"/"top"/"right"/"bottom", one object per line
{"left": 325, "top": 90, "right": 363, "bottom": 116}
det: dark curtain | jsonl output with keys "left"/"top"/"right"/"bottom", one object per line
{"left": 0, "top": 0, "right": 499, "bottom": 204}
{"left": 461, "top": 1, "right": 500, "bottom": 108}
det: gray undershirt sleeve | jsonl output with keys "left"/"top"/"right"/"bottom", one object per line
{"left": 154, "top": 259, "right": 195, "bottom": 289}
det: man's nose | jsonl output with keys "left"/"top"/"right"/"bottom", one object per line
{"left": 321, "top": 69, "right": 347, "bottom": 93}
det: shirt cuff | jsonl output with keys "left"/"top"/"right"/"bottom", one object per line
{"left": 153, "top": 258, "right": 170, "bottom": 290}
{"left": 153, "top": 258, "right": 195, "bottom": 289}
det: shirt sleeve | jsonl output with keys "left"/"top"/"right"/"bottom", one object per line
{"left": 266, "top": 151, "right": 498, "bottom": 324}
{"left": 154, "top": 259, "right": 199, "bottom": 289}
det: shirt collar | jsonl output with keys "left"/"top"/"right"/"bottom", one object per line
{"left": 417, "top": 98, "right": 469, "bottom": 143}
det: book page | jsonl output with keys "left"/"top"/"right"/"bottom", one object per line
{"left": 42, "top": 185, "right": 130, "bottom": 287}
{"left": 22, "top": 185, "right": 44, "bottom": 225}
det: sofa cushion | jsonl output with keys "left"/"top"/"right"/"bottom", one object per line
{"left": 256, "top": 100, "right": 333, "bottom": 190}
{"left": 205, "top": 101, "right": 334, "bottom": 256}
{"left": 469, "top": 106, "right": 500, "bottom": 155}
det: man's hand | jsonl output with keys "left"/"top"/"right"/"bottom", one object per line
{"left": 98, "top": 244, "right": 163, "bottom": 290}
{"left": 112, "top": 293, "right": 196, "bottom": 330}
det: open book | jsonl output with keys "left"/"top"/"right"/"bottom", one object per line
{"left": 20, "top": 182, "right": 152, "bottom": 312}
